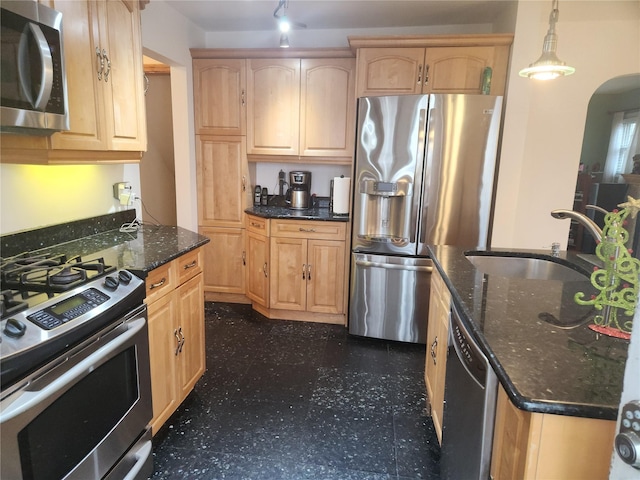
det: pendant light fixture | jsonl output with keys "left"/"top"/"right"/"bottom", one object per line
{"left": 273, "top": 0, "right": 306, "bottom": 48}
{"left": 519, "top": 0, "right": 575, "bottom": 80}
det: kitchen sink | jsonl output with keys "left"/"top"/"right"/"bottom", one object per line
{"left": 465, "top": 254, "right": 589, "bottom": 281}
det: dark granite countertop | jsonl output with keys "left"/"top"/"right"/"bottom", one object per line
{"left": 1, "top": 210, "right": 209, "bottom": 279}
{"left": 246, "top": 206, "right": 349, "bottom": 222}
{"left": 427, "top": 245, "right": 629, "bottom": 421}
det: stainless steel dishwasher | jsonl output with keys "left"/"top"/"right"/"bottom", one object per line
{"left": 441, "top": 304, "right": 498, "bottom": 480}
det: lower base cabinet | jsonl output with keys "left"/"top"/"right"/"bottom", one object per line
{"left": 490, "top": 386, "right": 616, "bottom": 480}
{"left": 146, "top": 248, "right": 205, "bottom": 435}
{"left": 424, "top": 268, "right": 450, "bottom": 444}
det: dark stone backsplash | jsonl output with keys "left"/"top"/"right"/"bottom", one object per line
{"left": 1, "top": 209, "right": 136, "bottom": 258}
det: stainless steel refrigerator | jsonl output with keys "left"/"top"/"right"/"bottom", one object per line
{"left": 349, "top": 94, "right": 503, "bottom": 343}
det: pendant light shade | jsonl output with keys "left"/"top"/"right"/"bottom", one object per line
{"left": 519, "top": 0, "right": 575, "bottom": 80}
{"left": 279, "top": 33, "right": 290, "bottom": 48}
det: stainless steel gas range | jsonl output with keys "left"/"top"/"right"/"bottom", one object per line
{"left": 0, "top": 251, "right": 153, "bottom": 480}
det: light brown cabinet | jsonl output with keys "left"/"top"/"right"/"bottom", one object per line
{"left": 245, "top": 216, "right": 270, "bottom": 308}
{"left": 490, "top": 386, "right": 616, "bottom": 480}
{"left": 196, "top": 135, "right": 251, "bottom": 300}
{"left": 193, "top": 59, "right": 246, "bottom": 136}
{"left": 351, "top": 35, "right": 512, "bottom": 98}
{"left": 2, "top": 0, "right": 147, "bottom": 163}
{"left": 270, "top": 219, "right": 346, "bottom": 315}
{"left": 147, "top": 248, "right": 205, "bottom": 435}
{"left": 424, "top": 267, "right": 450, "bottom": 444}
{"left": 245, "top": 215, "right": 347, "bottom": 324}
{"left": 246, "top": 57, "right": 355, "bottom": 161}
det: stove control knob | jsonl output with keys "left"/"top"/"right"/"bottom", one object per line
{"left": 118, "top": 270, "right": 132, "bottom": 285}
{"left": 104, "top": 275, "right": 120, "bottom": 290}
{"left": 4, "top": 318, "right": 26, "bottom": 338}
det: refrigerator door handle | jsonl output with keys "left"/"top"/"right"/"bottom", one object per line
{"left": 354, "top": 258, "right": 433, "bottom": 273}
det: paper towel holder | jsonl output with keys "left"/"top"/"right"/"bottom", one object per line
{"left": 331, "top": 175, "right": 350, "bottom": 216}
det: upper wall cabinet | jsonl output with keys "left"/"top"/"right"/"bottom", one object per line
{"left": 246, "top": 56, "right": 355, "bottom": 161}
{"left": 350, "top": 35, "right": 513, "bottom": 98}
{"left": 1, "top": 0, "right": 147, "bottom": 163}
{"left": 49, "top": 0, "right": 147, "bottom": 152}
{"left": 247, "top": 58, "right": 300, "bottom": 156}
{"left": 193, "top": 59, "right": 246, "bottom": 136}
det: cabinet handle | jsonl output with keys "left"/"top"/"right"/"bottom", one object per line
{"left": 307, "top": 264, "right": 311, "bottom": 281}
{"left": 102, "top": 49, "right": 111, "bottom": 83}
{"left": 242, "top": 176, "right": 246, "bottom": 192}
{"left": 250, "top": 222, "right": 262, "bottom": 228}
{"left": 174, "top": 329, "right": 181, "bottom": 356}
{"left": 183, "top": 260, "right": 197, "bottom": 270}
{"left": 96, "top": 47, "right": 103, "bottom": 81}
{"left": 150, "top": 277, "right": 166, "bottom": 289}
{"left": 424, "top": 64, "right": 430, "bottom": 86}
{"left": 298, "top": 227, "right": 316, "bottom": 233}
{"left": 178, "top": 327, "right": 185, "bottom": 353}
{"left": 302, "top": 264, "right": 306, "bottom": 280}
{"left": 430, "top": 336, "right": 438, "bottom": 365}
{"left": 241, "top": 88, "right": 245, "bottom": 106}
{"left": 242, "top": 251, "right": 246, "bottom": 266}
{"left": 417, "top": 64, "right": 422, "bottom": 85}
{"left": 263, "top": 262, "right": 268, "bottom": 277}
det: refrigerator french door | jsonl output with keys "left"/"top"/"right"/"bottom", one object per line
{"left": 349, "top": 94, "right": 502, "bottom": 343}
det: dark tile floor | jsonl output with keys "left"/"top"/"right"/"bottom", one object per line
{"left": 151, "top": 302, "right": 441, "bottom": 479}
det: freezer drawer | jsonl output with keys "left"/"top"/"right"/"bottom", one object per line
{"left": 349, "top": 253, "right": 432, "bottom": 343}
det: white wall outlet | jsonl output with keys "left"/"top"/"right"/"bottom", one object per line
{"left": 113, "top": 182, "right": 130, "bottom": 200}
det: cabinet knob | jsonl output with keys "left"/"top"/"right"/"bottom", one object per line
{"left": 242, "top": 251, "right": 246, "bottom": 266}
{"left": 302, "top": 264, "right": 306, "bottom": 280}
{"left": 183, "top": 260, "right": 197, "bottom": 270}
{"left": 174, "top": 329, "right": 181, "bottom": 356}
{"left": 424, "top": 64, "right": 430, "bottom": 86}
{"left": 102, "top": 49, "right": 111, "bottom": 83}
{"left": 299, "top": 227, "right": 316, "bottom": 233}
{"left": 263, "top": 262, "right": 268, "bottom": 277}
{"left": 96, "top": 47, "right": 103, "bottom": 80}
{"left": 417, "top": 64, "right": 422, "bottom": 85}
{"left": 307, "top": 264, "right": 312, "bottom": 281}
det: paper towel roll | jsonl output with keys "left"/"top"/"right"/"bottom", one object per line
{"left": 332, "top": 177, "right": 351, "bottom": 215}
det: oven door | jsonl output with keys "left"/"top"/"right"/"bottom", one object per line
{"left": 0, "top": 305, "right": 152, "bottom": 480}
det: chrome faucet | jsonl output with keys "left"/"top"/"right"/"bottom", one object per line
{"left": 550, "top": 209, "right": 603, "bottom": 243}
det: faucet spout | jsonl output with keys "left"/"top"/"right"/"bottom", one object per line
{"left": 551, "top": 209, "right": 603, "bottom": 243}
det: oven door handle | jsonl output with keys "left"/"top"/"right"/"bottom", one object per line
{"left": 0, "top": 317, "right": 146, "bottom": 421}
{"left": 121, "top": 435, "right": 152, "bottom": 480}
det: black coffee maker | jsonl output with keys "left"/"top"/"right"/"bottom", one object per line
{"left": 286, "top": 171, "right": 311, "bottom": 209}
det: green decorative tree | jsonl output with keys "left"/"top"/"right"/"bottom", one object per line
{"left": 575, "top": 196, "right": 640, "bottom": 338}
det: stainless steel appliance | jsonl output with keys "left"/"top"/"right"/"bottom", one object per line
{"left": 287, "top": 170, "right": 312, "bottom": 209}
{"left": 0, "top": 252, "right": 153, "bottom": 480}
{"left": 0, "top": 1, "right": 69, "bottom": 134}
{"left": 440, "top": 304, "right": 498, "bottom": 480}
{"left": 349, "top": 94, "right": 502, "bottom": 343}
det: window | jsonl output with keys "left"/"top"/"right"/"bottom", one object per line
{"left": 603, "top": 109, "right": 640, "bottom": 182}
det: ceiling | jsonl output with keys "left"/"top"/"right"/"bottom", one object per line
{"left": 163, "top": 0, "right": 516, "bottom": 32}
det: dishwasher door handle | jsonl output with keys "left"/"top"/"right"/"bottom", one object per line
{"left": 354, "top": 259, "right": 433, "bottom": 273}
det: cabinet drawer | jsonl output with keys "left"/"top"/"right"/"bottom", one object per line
{"left": 145, "top": 262, "right": 175, "bottom": 304}
{"left": 176, "top": 248, "right": 203, "bottom": 285}
{"left": 271, "top": 220, "right": 346, "bottom": 240}
{"left": 246, "top": 215, "right": 270, "bottom": 235}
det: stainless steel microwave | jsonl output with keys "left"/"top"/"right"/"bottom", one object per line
{"left": 0, "top": 1, "right": 69, "bottom": 135}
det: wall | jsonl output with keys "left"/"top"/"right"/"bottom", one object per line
{"left": 491, "top": 0, "right": 640, "bottom": 251}
{"left": 0, "top": 164, "right": 138, "bottom": 233}
{"left": 140, "top": 0, "right": 206, "bottom": 232}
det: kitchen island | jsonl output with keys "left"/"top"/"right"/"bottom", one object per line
{"left": 427, "top": 245, "right": 627, "bottom": 479}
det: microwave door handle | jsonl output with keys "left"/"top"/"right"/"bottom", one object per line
{"left": 17, "top": 22, "right": 54, "bottom": 111}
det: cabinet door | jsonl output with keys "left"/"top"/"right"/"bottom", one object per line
{"left": 355, "top": 48, "right": 425, "bottom": 97}
{"left": 147, "top": 290, "right": 179, "bottom": 434}
{"left": 48, "top": 0, "right": 105, "bottom": 150}
{"left": 299, "top": 58, "right": 355, "bottom": 158}
{"left": 269, "top": 237, "right": 306, "bottom": 311}
{"left": 425, "top": 270, "right": 450, "bottom": 444}
{"left": 176, "top": 274, "right": 205, "bottom": 400}
{"left": 197, "top": 136, "right": 249, "bottom": 227}
{"left": 199, "top": 227, "right": 245, "bottom": 294}
{"left": 246, "top": 230, "right": 270, "bottom": 307}
{"left": 247, "top": 58, "right": 300, "bottom": 155}
{"left": 424, "top": 46, "right": 495, "bottom": 94}
{"left": 102, "top": 0, "right": 147, "bottom": 151}
{"left": 193, "top": 59, "right": 246, "bottom": 135}
{"left": 306, "top": 239, "right": 345, "bottom": 314}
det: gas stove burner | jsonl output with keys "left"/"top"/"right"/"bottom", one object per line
{"left": 0, "top": 290, "right": 29, "bottom": 318}
{"left": 0, "top": 253, "right": 117, "bottom": 299}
